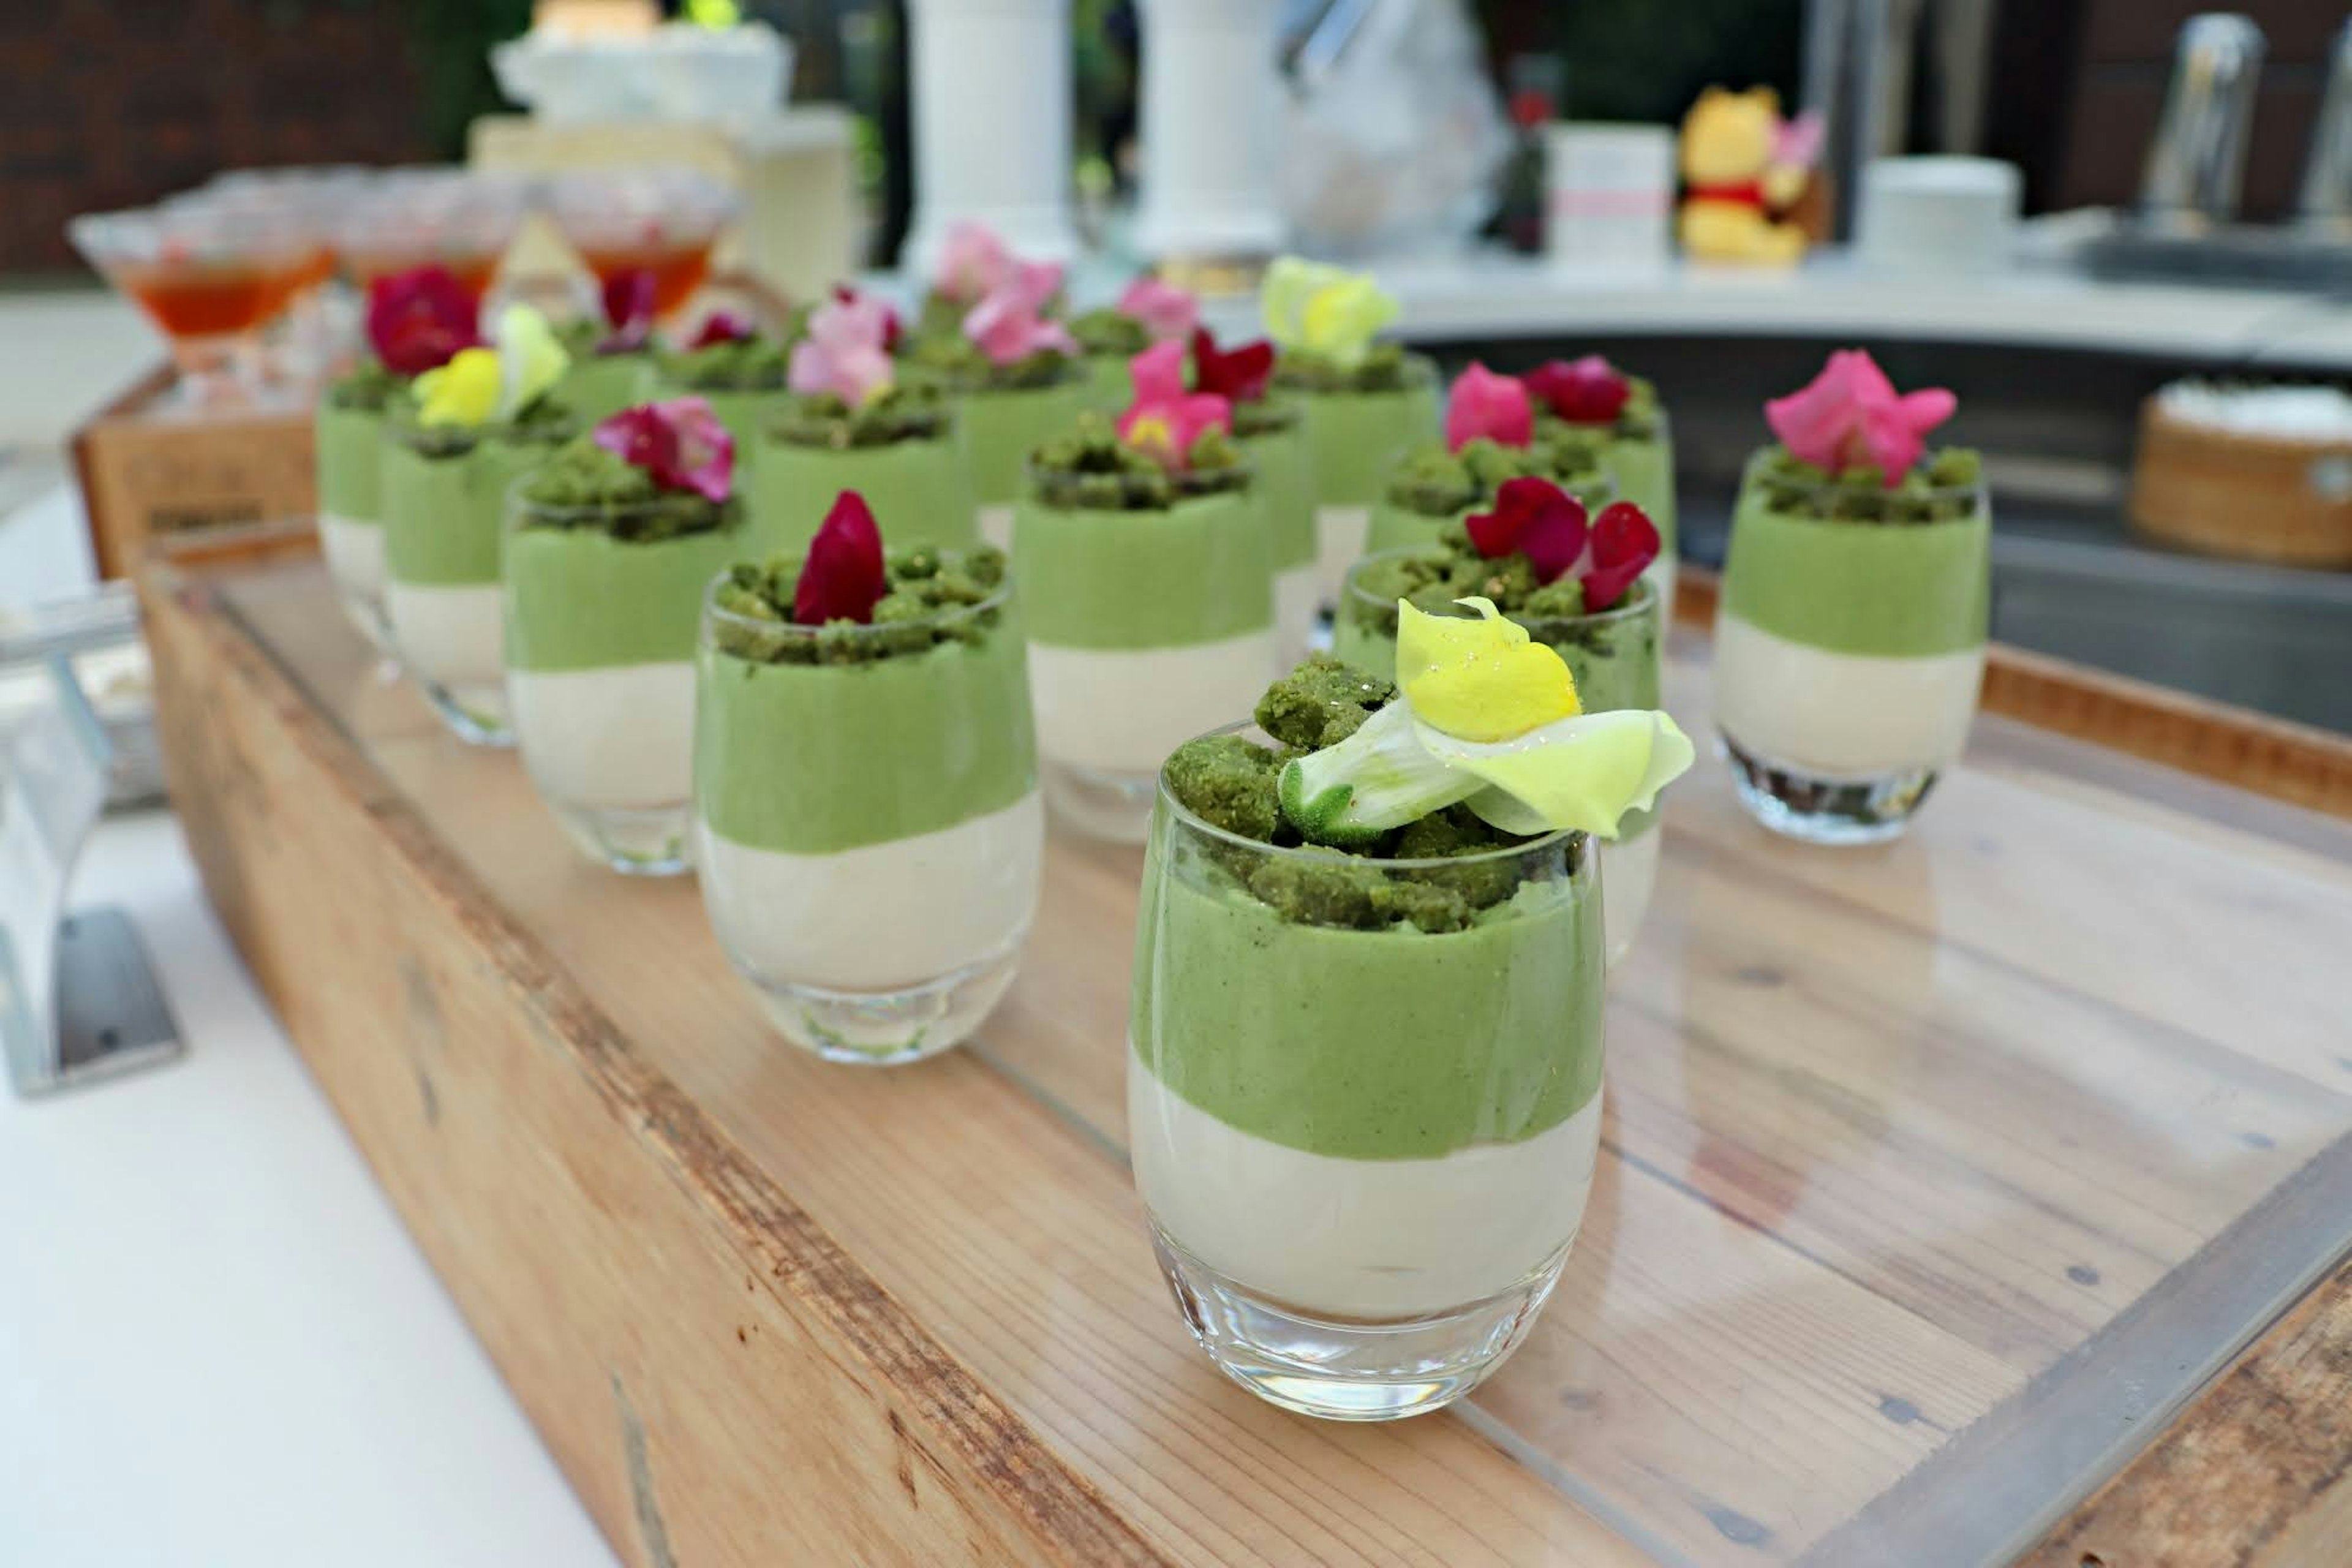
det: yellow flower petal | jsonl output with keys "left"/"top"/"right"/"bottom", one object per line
{"left": 1418, "top": 710, "right": 1695, "bottom": 840}
{"left": 1395, "top": 598, "right": 1580, "bottom": 743}
{"left": 1299, "top": 275, "right": 1398, "bottom": 371}
{"left": 415, "top": 348, "right": 503, "bottom": 428}
{"left": 494, "top": 304, "right": 568, "bottom": 419}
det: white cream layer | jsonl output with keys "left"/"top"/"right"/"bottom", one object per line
{"left": 1130, "top": 1056, "right": 1602, "bottom": 1319}
{"left": 319, "top": 513, "right": 385, "bottom": 603}
{"left": 977, "top": 503, "right": 1015, "bottom": 552}
{"left": 385, "top": 581, "right": 505, "bottom": 692}
{"left": 1275, "top": 563, "right": 1322, "bottom": 663}
{"left": 1313, "top": 503, "right": 1371, "bottom": 603}
{"left": 509, "top": 662, "right": 695, "bottom": 809}
{"left": 1714, "top": 611, "right": 1984, "bottom": 777}
{"left": 1599, "top": 819, "right": 1660, "bottom": 970}
{"left": 1029, "top": 630, "right": 1279, "bottom": 775}
{"left": 697, "top": 791, "right": 1044, "bottom": 992}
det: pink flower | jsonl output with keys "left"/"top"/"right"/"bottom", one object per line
{"left": 963, "top": 260, "right": 1076, "bottom": 366}
{"left": 1118, "top": 341, "right": 1231, "bottom": 470}
{"left": 1765, "top": 349, "right": 1957, "bottom": 484}
{"left": 1444, "top": 362, "right": 1533, "bottom": 452}
{"left": 935, "top": 219, "right": 1015, "bottom": 305}
{"left": 835, "top": 283, "right": 902, "bottom": 352}
{"left": 1117, "top": 276, "right": 1199, "bottom": 342}
{"left": 1525, "top": 355, "right": 1631, "bottom": 425}
{"left": 592, "top": 398, "right": 735, "bottom": 504}
{"left": 788, "top": 290, "right": 896, "bottom": 405}
{"left": 365, "top": 266, "right": 481, "bottom": 377}
{"left": 1465, "top": 480, "right": 1661, "bottom": 609}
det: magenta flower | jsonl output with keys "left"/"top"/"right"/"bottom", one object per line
{"left": 1765, "top": 349, "right": 1957, "bottom": 484}
{"left": 794, "top": 491, "right": 888, "bottom": 626}
{"left": 592, "top": 398, "right": 735, "bottom": 504}
{"left": 1525, "top": 355, "right": 1631, "bottom": 426}
{"left": 935, "top": 219, "right": 1016, "bottom": 305}
{"left": 1118, "top": 341, "right": 1231, "bottom": 470}
{"left": 788, "top": 290, "right": 896, "bottom": 405}
{"left": 598, "top": 270, "right": 657, "bottom": 353}
{"left": 1466, "top": 480, "right": 1660, "bottom": 609}
{"left": 689, "top": 310, "right": 756, "bottom": 349}
{"left": 365, "top": 266, "right": 481, "bottom": 377}
{"left": 964, "top": 259, "right": 1077, "bottom": 366}
{"left": 1444, "top": 362, "right": 1534, "bottom": 452}
{"left": 1117, "top": 276, "right": 1199, "bottom": 343}
{"left": 835, "top": 283, "right": 902, "bottom": 352}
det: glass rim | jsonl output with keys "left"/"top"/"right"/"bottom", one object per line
{"left": 1022, "top": 449, "right": 1257, "bottom": 505}
{"left": 699, "top": 562, "right": 1013, "bottom": 643}
{"left": 1154, "top": 720, "right": 1585, "bottom": 871}
{"left": 1385, "top": 454, "right": 1615, "bottom": 519}
{"left": 502, "top": 473, "right": 745, "bottom": 530}
{"left": 1231, "top": 398, "right": 1303, "bottom": 435}
{"left": 764, "top": 396, "right": 954, "bottom": 447}
{"left": 1339, "top": 546, "right": 1660, "bottom": 631}
{"left": 952, "top": 356, "right": 1087, "bottom": 394}
{"left": 1275, "top": 347, "right": 1441, "bottom": 391}
{"left": 1740, "top": 442, "right": 1986, "bottom": 505}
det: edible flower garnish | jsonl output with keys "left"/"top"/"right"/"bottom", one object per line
{"left": 788, "top": 289, "right": 896, "bottom": 405}
{"left": 1261, "top": 257, "right": 1398, "bottom": 371}
{"left": 1118, "top": 341, "right": 1231, "bottom": 470}
{"left": 1189, "top": 327, "right": 1275, "bottom": 404}
{"left": 592, "top": 397, "right": 734, "bottom": 503}
{"left": 1466, "top": 478, "right": 1659, "bottom": 609}
{"left": 794, "top": 489, "right": 888, "bottom": 625}
{"left": 1277, "top": 598, "right": 1692, "bottom": 846}
{"left": 690, "top": 310, "right": 757, "bottom": 349}
{"left": 415, "top": 304, "right": 567, "bottom": 428}
{"left": 835, "top": 283, "right": 902, "bottom": 352}
{"left": 1525, "top": 355, "right": 1631, "bottom": 425}
{"left": 965, "top": 258, "right": 1077, "bottom": 366}
{"left": 1766, "top": 349, "right": 1956, "bottom": 486}
{"left": 365, "top": 266, "right": 481, "bottom": 377}
{"left": 935, "top": 219, "right": 1016, "bottom": 306}
{"left": 598, "top": 270, "right": 657, "bottom": 353}
{"left": 1116, "top": 275, "right": 1199, "bottom": 343}
{"left": 1444, "top": 362, "right": 1532, "bottom": 451}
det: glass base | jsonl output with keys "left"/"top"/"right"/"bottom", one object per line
{"left": 739, "top": 939, "right": 1024, "bottom": 1067}
{"left": 1042, "top": 759, "right": 1158, "bottom": 844}
{"left": 1150, "top": 1224, "right": 1569, "bottom": 1422}
{"left": 545, "top": 799, "right": 693, "bottom": 877}
{"left": 416, "top": 679, "right": 513, "bottom": 748}
{"left": 1721, "top": 731, "right": 1940, "bottom": 845}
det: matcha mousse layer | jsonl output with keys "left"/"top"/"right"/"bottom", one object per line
{"left": 750, "top": 388, "right": 974, "bottom": 556}
{"left": 1362, "top": 435, "right": 1611, "bottom": 558}
{"left": 653, "top": 336, "right": 796, "bottom": 452}
{"left": 1281, "top": 349, "right": 1441, "bottom": 508}
{"left": 381, "top": 405, "right": 576, "bottom": 587}
{"left": 1013, "top": 423, "right": 1273, "bottom": 650}
{"left": 949, "top": 365, "right": 1093, "bottom": 507}
{"left": 695, "top": 545, "right": 1036, "bottom": 856}
{"left": 555, "top": 352, "right": 655, "bottom": 428}
{"left": 1234, "top": 404, "right": 1315, "bottom": 573}
{"left": 1133, "top": 657, "right": 1603, "bottom": 1160}
{"left": 1335, "top": 543, "right": 1661, "bottom": 715}
{"left": 1068, "top": 308, "right": 1150, "bottom": 411}
{"left": 316, "top": 395, "right": 390, "bottom": 524}
{"left": 1722, "top": 445, "right": 1990, "bottom": 657}
{"left": 503, "top": 439, "right": 747, "bottom": 673}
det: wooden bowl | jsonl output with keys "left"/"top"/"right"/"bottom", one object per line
{"left": 2130, "top": 399, "right": 2352, "bottom": 568}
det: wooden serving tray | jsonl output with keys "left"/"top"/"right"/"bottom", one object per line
{"left": 140, "top": 552, "right": 2352, "bottom": 1567}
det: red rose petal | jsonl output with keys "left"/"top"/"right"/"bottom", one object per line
{"left": 1464, "top": 475, "right": 1539, "bottom": 558}
{"left": 365, "top": 266, "right": 481, "bottom": 377}
{"left": 601, "top": 270, "right": 657, "bottom": 335}
{"left": 691, "top": 310, "right": 756, "bottom": 349}
{"left": 794, "top": 490, "right": 888, "bottom": 626}
{"left": 1515, "top": 483, "right": 1590, "bottom": 585}
{"left": 1580, "top": 500, "right": 1660, "bottom": 609}
{"left": 1526, "top": 355, "right": 1631, "bottom": 425}
{"left": 1189, "top": 327, "right": 1275, "bottom": 405}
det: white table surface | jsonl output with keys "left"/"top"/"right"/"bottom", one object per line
{"left": 0, "top": 486, "right": 616, "bottom": 1568}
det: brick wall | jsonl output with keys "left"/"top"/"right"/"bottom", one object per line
{"left": 0, "top": 0, "right": 431, "bottom": 276}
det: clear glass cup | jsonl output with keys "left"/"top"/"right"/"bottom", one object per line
{"left": 1362, "top": 464, "right": 1615, "bottom": 562}
{"left": 68, "top": 203, "right": 315, "bottom": 407}
{"left": 338, "top": 170, "right": 535, "bottom": 315}
{"left": 546, "top": 168, "right": 738, "bottom": 325}
{"left": 693, "top": 569, "right": 1042, "bottom": 1064}
{"left": 1714, "top": 448, "right": 1991, "bottom": 844}
{"left": 1335, "top": 550, "right": 1666, "bottom": 966}
{"left": 503, "top": 484, "right": 747, "bottom": 875}
{"left": 1131, "top": 736, "right": 1604, "bottom": 1420}
{"left": 1013, "top": 456, "right": 1273, "bottom": 843}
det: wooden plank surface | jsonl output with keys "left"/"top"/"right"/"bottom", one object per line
{"left": 156, "top": 557, "right": 2352, "bottom": 1567}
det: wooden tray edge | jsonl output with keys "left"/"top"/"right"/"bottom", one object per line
{"left": 1672, "top": 567, "right": 2352, "bottom": 819}
{"left": 137, "top": 560, "right": 1169, "bottom": 1567}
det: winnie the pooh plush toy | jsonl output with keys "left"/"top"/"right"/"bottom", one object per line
{"left": 1678, "top": 86, "right": 1820, "bottom": 266}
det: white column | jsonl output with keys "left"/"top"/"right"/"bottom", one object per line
{"left": 901, "top": 0, "right": 1082, "bottom": 277}
{"left": 1133, "top": 0, "right": 1286, "bottom": 260}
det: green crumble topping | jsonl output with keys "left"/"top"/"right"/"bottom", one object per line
{"left": 554, "top": 318, "right": 657, "bottom": 361}
{"left": 326, "top": 358, "right": 405, "bottom": 413}
{"left": 1161, "top": 655, "right": 1565, "bottom": 933}
{"left": 1384, "top": 431, "right": 1610, "bottom": 517}
{"left": 1344, "top": 523, "right": 1660, "bottom": 644}
{"left": 1536, "top": 372, "right": 1665, "bottom": 443}
{"left": 1068, "top": 306, "right": 1150, "bottom": 358}
{"left": 903, "top": 331, "right": 1079, "bottom": 393}
{"left": 766, "top": 377, "right": 951, "bottom": 450}
{"left": 1270, "top": 342, "right": 1427, "bottom": 395}
{"left": 1230, "top": 398, "right": 1300, "bottom": 440}
{"left": 712, "top": 543, "right": 1008, "bottom": 665}
{"left": 514, "top": 437, "right": 738, "bottom": 541}
{"left": 1753, "top": 443, "right": 1984, "bottom": 524}
{"left": 390, "top": 392, "right": 577, "bottom": 461}
{"left": 1028, "top": 414, "right": 1250, "bottom": 508}
{"left": 659, "top": 333, "right": 794, "bottom": 392}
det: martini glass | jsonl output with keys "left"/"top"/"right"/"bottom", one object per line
{"left": 69, "top": 203, "right": 314, "bottom": 407}
{"left": 547, "top": 168, "right": 738, "bottom": 325}
{"left": 339, "top": 170, "right": 535, "bottom": 316}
